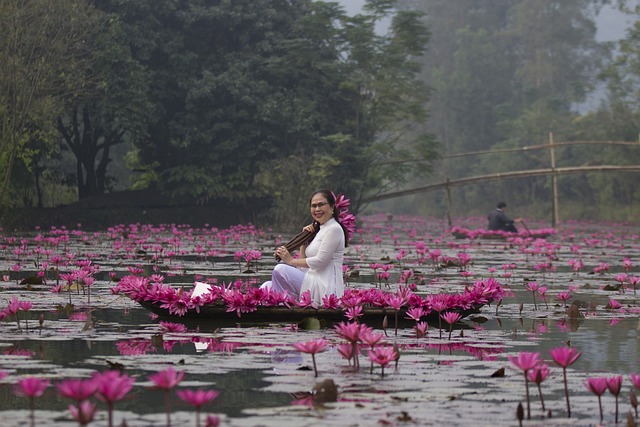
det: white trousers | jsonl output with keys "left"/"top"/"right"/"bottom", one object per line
{"left": 260, "top": 263, "right": 305, "bottom": 299}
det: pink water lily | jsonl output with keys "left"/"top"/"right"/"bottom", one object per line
{"left": 56, "top": 378, "right": 98, "bottom": 403}
{"left": 527, "top": 363, "right": 550, "bottom": 412}
{"left": 93, "top": 371, "right": 135, "bottom": 427}
{"left": 550, "top": 346, "right": 581, "bottom": 417}
{"left": 14, "top": 377, "right": 49, "bottom": 398}
{"left": 414, "top": 321, "right": 428, "bottom": 338}
{"left": 367, "top": 345, "right": 398, "bottom": 377}
{"left": 69, "top": 400, "right": 97, "bottom": 426}
{"left": 607, "top": 375, "right": 623, "bottom": 423}
{"left": 441, "top": 311, "right": 462, "bottom": 340}
{"left": 177, "top": 388, "right": 219, "bottom": 427}
{"left": 148, "top": 367, "right": 184, "bottom": 427}
{"left": 606, "top": 298, "right": 622, "bottom": 310}
{"left": 525, "top": 281, "right": 539, "bottom": 310}
{"left": 630, "top": 372, "right": 640, "bottom": 388}
{"left": 584, "top": 377, "right": 608, "bottom": 421}
{"left": 14, "top": 377, "right": 50, "bottom": 427}
{"left": 555, "top": 290, "right": 572, "bottom": 307}
{"left": 508, "top": 352, "right": 541, "bottom": 419}
{"left": 292, "top": 338, "right": 329, "bottom": 377}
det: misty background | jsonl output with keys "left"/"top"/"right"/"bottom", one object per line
{"left": 1, "top": 0, "right": 640, "bottom": 229}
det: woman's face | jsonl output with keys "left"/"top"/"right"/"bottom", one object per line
{"left": 309, "top": 193, "right": 333, "bottom": 225}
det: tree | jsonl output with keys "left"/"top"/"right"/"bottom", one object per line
{"left": 56, "top": 10, "right": 149, "bottom": 200}
{"left": 403, "top": 0, "right": 608, "bottom": 214}
{"left": 331, "top": 0, "right": 437, "bottom": 209}
{"left": 0, "top": 0, "right": 100, "bottom": 208}
{"left": 99, "top": 0, "right": 436, "bottom": 225}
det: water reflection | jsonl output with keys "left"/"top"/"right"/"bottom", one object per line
{"left": 487, "top": 316, "right": 639, "bottom": 373}
{"left": 0, "top": 335, "right": 292, "bottom": 418}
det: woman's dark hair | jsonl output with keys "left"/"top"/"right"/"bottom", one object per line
{"left": 308, "top": 189, "right": 350, "bottom": 247}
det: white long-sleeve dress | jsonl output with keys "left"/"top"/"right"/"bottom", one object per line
{"left": 299, "top": 217, "right": 345, "bottom": 303}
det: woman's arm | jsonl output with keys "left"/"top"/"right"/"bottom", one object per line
{"left": 305, "top": 226, "right": 342, "bottom": 271}
{"left": 276, "top": 246, "right": 309, "bottom": 268}
{"left": 276, "top": 224, "right": 342, "bottom": 269}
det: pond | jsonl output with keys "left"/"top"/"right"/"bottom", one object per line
{"left": 0, "top": 214, "right": 638, "bottom": 426}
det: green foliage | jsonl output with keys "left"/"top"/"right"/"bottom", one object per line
{"left": 402, "top": 0, "right": 637, "bottom": 220}
{"left": 95, "top": 0, "right": 435, "bottom": 223}
{"left": 0, "top": 0, "right": 101, "bottom": 206}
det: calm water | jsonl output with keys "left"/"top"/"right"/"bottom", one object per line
{"left": 0, "top": 215, "right": 638, "bottom": 426}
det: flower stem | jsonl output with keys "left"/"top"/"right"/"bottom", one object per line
{"left": 562, "top": 368, "right": 571, "bottom": 418}
{"left": 536, "top": 382, "right": 545, "bottom": 412}
{"left": 165, "top": 390, "right": 172, "bottom": 427}
{"left": 29, "top": 396, "right": 35, "bottom": 427}
{"left": 523, "top": 371, "right": 531, "bottom": 420}
{"left": 311, "top": 354, "right": 318, "bottom": 377}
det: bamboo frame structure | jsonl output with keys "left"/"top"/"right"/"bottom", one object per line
{"left": 364, "top": 137, "right": 640, "bottom": 226}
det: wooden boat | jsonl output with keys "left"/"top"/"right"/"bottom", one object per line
{"left": 137, "top": 300, "right": 485, "bottom": 327}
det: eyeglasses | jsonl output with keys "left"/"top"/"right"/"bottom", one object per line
{"left": 310, "top": 202, "right": 329, "bottom": 209}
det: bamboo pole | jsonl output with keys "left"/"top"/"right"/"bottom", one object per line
{"left": 380, "top": 140, "right": 640, "bottom": 165}
{"left": 445, "top": 179, "right": 452, "bottom": 228}
{"left": 549, "top": 132, "right": 559, "bottom": 227}
{"left": 363, "top": 165, "right": 640, "bottom": 203}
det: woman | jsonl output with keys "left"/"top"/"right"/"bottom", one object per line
{"left": 260, "top": 189, "right": 351, "bottom": 304}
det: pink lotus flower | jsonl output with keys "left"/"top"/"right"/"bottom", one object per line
{"left": 205, "top": 414, "right": 220, "bottom": 427}
{"left": 334, "top": 321, "right": 361, "bottom": 343}
{"left": 148, "top": 367, "right": 184, "bottom": 390}
{"left": 527, "top": 363, "right": 550, "bottom": 412}
{"left": 337, "top": 342, "right": 356, "bottom": 364}
{"left": 56, "top": 378, "right": 97, "bottom": 403}
{"left": 177, "top": 388, "right": 219, "bottom": 427}
{"left": 630, "top": 276, "right": 640, "bottom": 295}
{"left": 550, "top": 346, "right": 582, "bottom": 418}
{"left": 334, "top": 321, "right": 362, "bottom": 368}
{"left": 607, "top": 375, "right": 623, "bottom": 423}
{"left": 14, "top": 377, "right": 50, "bottom": 427}
{"left": 160, "top": 321, "right": 187, "bottom": 333}
{"left": 508, "top": 352, "right": 541, "bottom": 419}
{"left": 149, "top": 367, "right": 184, "bottom": 427}
{"left": 93, "top": 371, "right": 135, "bottom": 427}
{"left": 14, "top": 377, "right": 50, "bottom": 398}
{"left": 298, "top": 290, "right": 317, "bottom": 309}
{"left": 630, "top": 373, "right": 640, "bottom": 389}
{"left": 584, "top": 377, "right": 608, "bottom": 422}
{"left": 555, "top": 290, "right": 572, "bottom": 307}
{"left": 405, "top": 307, "right": 425, "bottom": 322}
{"left": 441, "top": 311, "right": 461, "bottom": 340}
{"left": 321, "top": 294, "right": 340, "bottom": 309}
{"left": 177, "top": 388, "right": 219, "bottom": 407}
{"left": 292, "top": 338, "right": 329, "bottom": 377}
{"left": 606, "top": 298, "right": 622, "bottom": 310}
{"left": 414, "top": 321, "right": 428, "bottom": 338}
{"left": 526, "top": 282, "right": 539, "bottom": 310}
{"left": 345, "top": 305, "right": 363, "bottom": 321}
{"left": 550, "top": 347, "right": 582, "bottom": 368}
{"left": 367, "top": 345, "right": 398, "bottom": 377}
{"left": 69, "top": 400, "right": 97, "bottom": 426}
{"left": 359, "top": 328, "right": 384, "bottom": 347}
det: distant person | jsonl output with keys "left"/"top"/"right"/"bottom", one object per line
{"left": 487, "top": 202, "right": 520, "bottom": 232}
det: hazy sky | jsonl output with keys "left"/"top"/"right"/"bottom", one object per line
{"left": 335, "top": 0, "right": 631, "bottom": 42}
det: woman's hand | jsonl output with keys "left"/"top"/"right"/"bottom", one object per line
{"left": 275, "top": 246, "right": 293, "bottom": 264}
{"left": 303, "top": 223, "right": 316, "bottom": 233}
